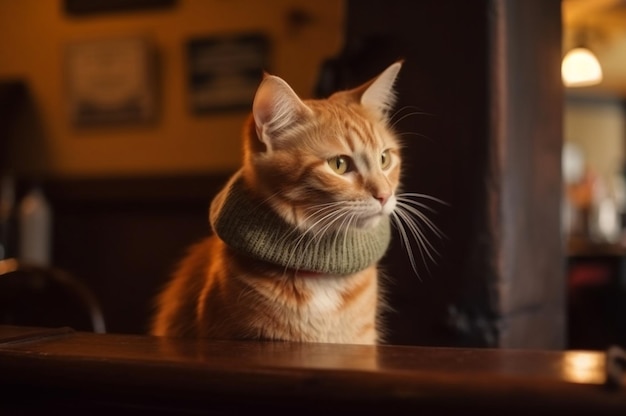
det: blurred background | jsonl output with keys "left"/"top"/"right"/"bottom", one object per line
{"left": 562, "top": 0, "right": 626, "bottom": 351}
{"left": 0, "top": 0, "right": 344, "bottom": 338}
{"left": 0, "top": 0, "right": 341, "bottom": 178}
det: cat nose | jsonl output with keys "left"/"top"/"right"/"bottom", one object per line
{"left": 375, "top": 193, "right": 391, "bottom": 206}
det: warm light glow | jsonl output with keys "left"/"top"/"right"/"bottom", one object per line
{"left": 562, "top": 351, "right": 606, "bottom": 384}
{"left": 562, "top": 47, "right": 603, "bottom": 87}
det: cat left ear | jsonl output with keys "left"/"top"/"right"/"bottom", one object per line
{"left": 252, "top": 73, "right": 311, "bottom": 150}
{"left": 355, "top": 61, "right": 403, "bottom": 116}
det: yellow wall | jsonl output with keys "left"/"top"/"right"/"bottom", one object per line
{"left": 564, "top": 97, "right": 625, "bottom": 185}
{"left": 0, "top": 0, "right": 344, "bottom": 178}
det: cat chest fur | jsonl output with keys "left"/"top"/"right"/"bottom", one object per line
{"left": 226, "top": 265, "right": 381, "bottom": 344}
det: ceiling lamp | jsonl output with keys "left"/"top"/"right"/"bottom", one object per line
{"left": 562, "top": 46, "right": 603, "bottom": 88}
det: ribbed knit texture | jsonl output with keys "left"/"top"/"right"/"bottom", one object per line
{"left": 209, "top": 173, "right": 391, "bottom": 275}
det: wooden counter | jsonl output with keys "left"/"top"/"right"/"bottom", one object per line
{"left": 0, "top": 325, "right": 624, "bottom": 415}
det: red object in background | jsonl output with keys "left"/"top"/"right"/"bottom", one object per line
{"left": 567, "top": 257, "right": 625, "bottom": 350}
{"left": 569, "top": 263, "right": 612, "bottom": 289}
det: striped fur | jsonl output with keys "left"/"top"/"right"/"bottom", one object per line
{"left": 151, "top": 62, "right": 404, "bottom": 344}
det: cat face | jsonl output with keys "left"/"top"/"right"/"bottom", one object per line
{"left": 244, "top": 62, "right": 403, "bottom": 233}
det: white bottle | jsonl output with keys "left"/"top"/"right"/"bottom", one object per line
{"left": 18, "top": 186, "right": 52, "bottom": 267}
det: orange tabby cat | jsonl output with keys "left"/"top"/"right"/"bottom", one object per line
{"left": 151, "top": 61, "right": 410, "bottom": 345}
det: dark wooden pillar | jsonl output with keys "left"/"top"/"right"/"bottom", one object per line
{"left": 320, "top": 0, "right": 564, "bottom": 348}
{"left": 491, "top": 0, "right": 564, "bottom": 348}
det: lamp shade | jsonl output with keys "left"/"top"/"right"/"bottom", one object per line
{"left": 561, "top": 47, "right": 603, "bottom": 87}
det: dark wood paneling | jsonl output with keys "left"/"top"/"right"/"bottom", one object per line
{"left": 492, "top": 0, "right": 564, "bottom": 347}
{"left": 40, "top": 174, "right": 230, "bottom": 335}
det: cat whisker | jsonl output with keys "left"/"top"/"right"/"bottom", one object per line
{"left": 339, "top": 211, "right": 359, "bottom": 258}
{"left": 397, "top": 192, "right": 449, "bottom": 206}
{"left": 300, "top": 202, "right": 373, "bottom": 274}
{"left": 395, "top": 202, "right": 446, "bottom": 240}
{"left": 389, "top": 105, "right": 434, "bottom": 122}
{"left": 302, "top": 200, "right": 347, "bottom": 225}
{"left": 390, "top": 211, "right": 422, "bottom": 279}
{"left": 390, "top": 192, "right": 447, "bottom": 278}
{"left": 388, "top": 106, "right": 435, "bottom": 142}
{"left": 286, "top": 216, "right": 346, "bottom": 273}
{"left": 397, "top": 131, "right": 434, "bottom": 142}
{"left": 257, "top": 190, "right": 283, "bottom": 207}
{"left": 394, "top": 205, "right": 442, "bottom": 262}
{"left": 396, "top": 194, "right": 448, "bottom": 241}
{"left": 263, "top": 197, "right": 343, "bottom": 252}
{"left": 302, "top": 202, "right": 349, "bottom": 232}
{"left": 397, "top": 194, "right": 448, "bottom": 252}
{"left": 284, "top": 205, "right": 352, "bottom": 273}
{"left": 389, "top": 112, "right": 433, "bottom": 133}
{"left": 392, "top": 209, "right": 438, "bottom": 280}
{"left": 396, "top": 196, "right": 440, "bottom": 215}
{"left": 301, "top": 210, "right": 350, "bottom": 273}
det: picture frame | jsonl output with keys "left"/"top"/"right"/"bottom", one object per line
{"left": 186, "top": 33, "right": 269, "bottom": 113}
{"left": 65, "top": 36, "right": 157, "bottom": 126}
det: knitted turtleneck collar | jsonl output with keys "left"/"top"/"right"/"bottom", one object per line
{"left": 209, "top": 171, "right": 391, "bottom": 275}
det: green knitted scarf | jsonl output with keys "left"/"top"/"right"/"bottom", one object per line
{"left": 209, "top": 173, "right": 391, "bottom": 275}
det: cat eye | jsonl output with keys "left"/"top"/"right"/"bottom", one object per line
{"left": 380, "top": 149, "right": 392, "bottom": 169}
{"left": 328, "top": 155, "right": 350, "bottom": 174}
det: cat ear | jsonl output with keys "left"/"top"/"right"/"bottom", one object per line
{"left": 252, "top": 73, "right": 310, "bottom": 149}
{"left": 354, "top": 61, "right": 403, "bottom": 116}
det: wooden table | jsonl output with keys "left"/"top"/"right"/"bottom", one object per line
{"left": 0, "top": 325, "right": 624, "bottom": 415}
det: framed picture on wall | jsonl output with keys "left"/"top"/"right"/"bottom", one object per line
{"left": 65, "top": 36, "right": 157, "bottom": 126}
{"left": 64, "top": 0, "right": 176, "bottom": 16}
{"left": 187, "top": 33, "right": 269, "bottom": 113}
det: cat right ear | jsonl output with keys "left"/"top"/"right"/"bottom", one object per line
{"left": 360, "top": 61, "right": 402, "bottom": 115}
{"left": 339, "top": 61, "right": 402, "bottom": 118}
{"left": 252, "top": 74, "right": 311, "bottom": 151}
